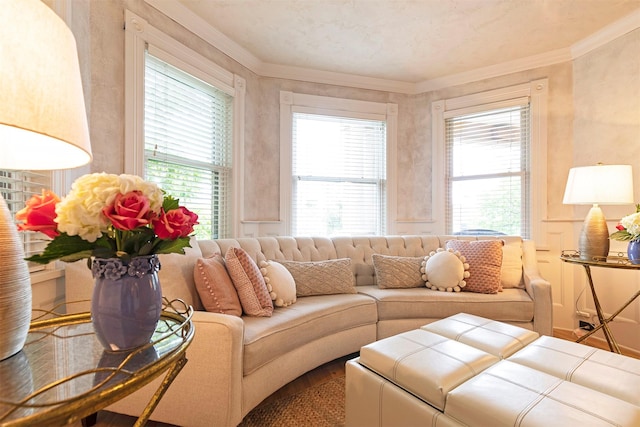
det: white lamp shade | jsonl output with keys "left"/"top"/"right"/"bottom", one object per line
{"left": 0, "top": 0, "right": 92, "bottom": 170}
{"left": 563, "top": 164, "right": 634, "bottom": 205}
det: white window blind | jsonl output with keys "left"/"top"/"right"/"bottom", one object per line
{"left": 292, "top": 112, "right": 386, "bottom": 236}
{"left": 144, "top": 51, "right": 233, "bottom": 239}
{"left": 0, "top": 170, "right": 50, "bottom": 272}
{"left": 445, "top": 103, "right": 530, "bottom": 237}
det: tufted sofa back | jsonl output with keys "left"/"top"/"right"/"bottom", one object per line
{"left": 197, "top": 235, "right": 523, "bottom": 287}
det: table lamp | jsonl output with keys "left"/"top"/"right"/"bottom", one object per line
{"left": 563, "top": 164, "right": 634, "bottom": 261}
{"left": 0, "top": 0, "right": 92, "bottom": 360}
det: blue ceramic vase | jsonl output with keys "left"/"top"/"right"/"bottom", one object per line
{"left": 627, "top": 240, "right": 640, "bottom": 265}
{"left": 91, "top": 255, "right": 162, "bottom": 352}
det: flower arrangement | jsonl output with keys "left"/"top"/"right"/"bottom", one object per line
{"left": 610, "top": 203, "right": 640, "bottom": 242}
{"left": 16, "top": 173, "right": 199, "bottom": 264}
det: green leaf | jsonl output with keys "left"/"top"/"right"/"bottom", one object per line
{"left": 25, "top": 233, "right": 97, "bottom": 264}
{"left": 610, "top": 230, "right": 634, "bottom": 241}
{"left": 162, "top": 195, "right": 180, "bottom": 212}
{"left": 153, "top": 237, "right": 192, "bottom": 255}
{"left": 59, "top": 250, "right": 97, "bottom": 263}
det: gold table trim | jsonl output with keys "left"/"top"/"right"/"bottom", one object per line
{"left": 560, "top": 251, "right": 640, "bottom": 354}
{"left": 0, "top": 299, "right": 194, "bottom": 427}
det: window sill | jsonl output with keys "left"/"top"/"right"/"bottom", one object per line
{"left": 30, "top": 267, "right": 64, "bottom": 285}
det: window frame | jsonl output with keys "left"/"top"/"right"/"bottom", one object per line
{"left": 431, "top": 79, "right": 548, "bottom": 243}
{"left": 124, "top": 10, "right": 245, "bottom": 238}
{"left": 280, "top": 91, "right": 398, "bottom": 236}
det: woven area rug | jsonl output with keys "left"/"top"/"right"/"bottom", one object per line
{"left": 238, "top": 375, "right": 346, "bottom": 427}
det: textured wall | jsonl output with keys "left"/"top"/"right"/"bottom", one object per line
{"left": 573, "top": 28, "right": 640, "bottom": 220}
{"left": 72, "top": 0, "right": 632, "bottom": 231}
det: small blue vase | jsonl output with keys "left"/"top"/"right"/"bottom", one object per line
{"left": 91, "top": 255, "right": 162, "bottom": 352}
{"left": 627, "top": 240, "right": 640, "bottom": 265}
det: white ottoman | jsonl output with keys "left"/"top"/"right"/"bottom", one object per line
{"left": 346, "top": 313, "right": 640, "bottom": 427}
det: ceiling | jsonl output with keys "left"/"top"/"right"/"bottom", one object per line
{"left": 152, "top": 0, "right": 640, "bottom": 91}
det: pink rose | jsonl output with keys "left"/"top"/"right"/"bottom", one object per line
{"left": 103, "top": 191, "right": 153, "bottom": 231}
{"left": 152, "top": 207, "right": 199, "bottom": 239}
{"left": 16, "top": 190, "right": 60, "bottom": 239}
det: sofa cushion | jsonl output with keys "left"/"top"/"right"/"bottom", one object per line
{"left": 421, "top": 249, "right": 470, "bottom": 292}
{"left": 445, "top": 240, "right": 503, "bottom": 294}
{"left": 225, "top": 247, "right": 274, "bottom": 317}
{"left": 157, "top": 235, "right": 204, "bottom": 311}
{"left": 357, "top": 285, "right": 534, "bottom": 323}
{"left": 259, "top": 260, "right": 297, "bottom": 307}
{"left": 279, "top": 258, "right": 356, "bottom": 296}
{"left": 333, "top": 235, "right": 442, "bottom": 286}
{"left": 501, "top": 237, "right": 524, "bottom": 288}
{"left": 194, "top": 254, "right": 242, "bottom": 316}
{"left": 242, "top": 294, "right": 378, "bottom": 375}
{"left": 372, "top": 254, "right": 424, "bottom": 289}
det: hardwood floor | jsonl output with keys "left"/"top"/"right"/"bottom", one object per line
{"left": 80, "top": 331, "right": 638, "bottom": 427}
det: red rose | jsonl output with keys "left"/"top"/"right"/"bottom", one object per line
{"left": 16, "top": 190, "right": 60, "bottom": 239}
{"left": 616, "top": 223, "right": 626, "bottom": 231}
{"left": 152, "top": 207, "right": 199, "bottom": 239}
{"left": 103, "top": 191, "right": 153, "bottom": 231}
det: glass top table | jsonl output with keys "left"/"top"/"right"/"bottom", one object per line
{"left": 560, "top": 250, "right": 640, "bottom": 353}
{"left": 0, "top": 299, "right": 194, "bottom": 426}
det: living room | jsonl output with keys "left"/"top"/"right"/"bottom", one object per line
{"left": 2, "top": 0, "right": 639, "bottom": 426}
{"left": 28, "top": 0, "right": 637, "bottom": 350}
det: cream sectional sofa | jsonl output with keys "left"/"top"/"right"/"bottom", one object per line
{"left": 64, "top": 235, "right": 552, "bottom": 427}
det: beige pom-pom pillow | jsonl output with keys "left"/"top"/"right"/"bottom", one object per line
{"left": 421, "top": 248, "right": 470, "bottom": 292}
{"left": 260, "top": 260, "right": 297, "bottom": 307}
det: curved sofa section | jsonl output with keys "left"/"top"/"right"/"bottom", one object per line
{"left": 64, "top": 235, "right": 552, "bottom": 427}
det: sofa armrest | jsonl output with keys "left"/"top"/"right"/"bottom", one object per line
{"left": 522, "top": 240, "right": 553, "bottom": 336}
{"left": 108, "top": 310, "right": 245, "bottom": 427}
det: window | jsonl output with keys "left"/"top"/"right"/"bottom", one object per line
{"left": 125, "top": 11, "right": 245, "bottom": 239}
{"left": 446, "top": 104, "right": 530, "bottom": 236}
{"left": 281, "top": 91, "right": 397, "bottom": 237}
{"left": 144, "top": 52, "right": 233, "bottom": 239}
{"left": 292, "top": 113, "right": 386, "bottom": 236}
{"left": 0, "top": 170, "right": 51, "bottom": 272}
{"left": 432, "top": 80, "right": 548, "bottom": 241}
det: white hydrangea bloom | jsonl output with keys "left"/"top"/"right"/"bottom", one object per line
{"left": 620, "top": 212, "right": 640, "bottom": 239}
{"left": 55, "top": 173, "right": 164, "bottom": 242}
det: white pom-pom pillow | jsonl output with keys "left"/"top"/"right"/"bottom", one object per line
{"left": 421, "top": 248, "right": 470, "bottom": 292}
{"left": 260, "top": 260, "right": 297, "bottom": 307}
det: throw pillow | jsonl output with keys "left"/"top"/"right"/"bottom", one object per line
{"left": 225, "top": 247, "right": 274, "bottom": 317}
{"left": 421, "top": 248, "right": 470, "bottom": 292}
{"left": 259, "top": 260, "right": 297, "bottom": 307}
{"left": 501, "top": 238, "right": 524, "bottom": 288}
{"left": 445, "top": 240, "right": 504, "bottom": 294}
{"left": 193, "top": 254, "right": 242, "bottom": 316}
{"left": 278, "top": 258, "right": 356, "bottom": 297}
{"left": 372, "top": 254, "right": 424, "bottom": 289}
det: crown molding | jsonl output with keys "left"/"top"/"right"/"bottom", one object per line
{"left": 145, "top": 0, "right": 638, "bottom": 95}
{"left": 571, "top": 8, "right": 640, "bottom": 59}
{"left": 144, "top": 0, "right": 262, "bottom": 74}
{"left": 416, "top": 48, "right": 570, "bottom": 93}
{"left": 260, "top": 62, "right": 415, "bottom": 94}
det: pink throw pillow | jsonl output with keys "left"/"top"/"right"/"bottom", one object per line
{"left": 445, "top": 240, "right": 504, "bottom": 294}
{"left": 194, "top": 254, "right": 242, "bottom": 316}
{"left": 225, "top": 247, "right": 273, "bottom": 317}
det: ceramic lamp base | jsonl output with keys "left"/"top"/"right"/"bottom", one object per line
{"left": 578, "top": 205, "right": 610, "bottom": 261}
{"left": 0, "top": 195, "right": 32, "bottom": 361}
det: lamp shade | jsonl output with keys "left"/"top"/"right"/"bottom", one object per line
{"left": 0, "top": 0, "right": 92, "bottom": 170}
{"left": 0, "top": 0, "right": 92, "bottom": 361}
{"left": 563, "top": 164, "right": 634, "bottom": 205}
